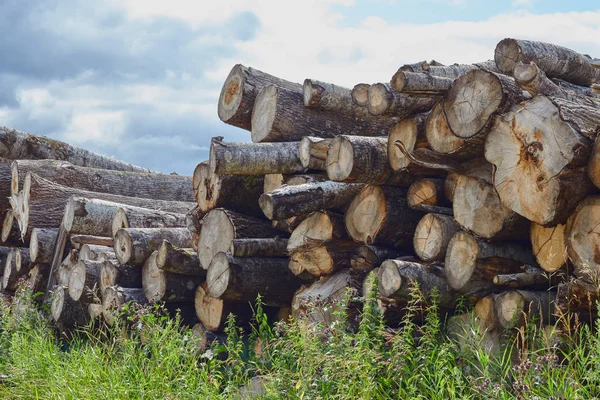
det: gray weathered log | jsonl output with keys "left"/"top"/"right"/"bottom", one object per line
{"left": 29, "top": 228, "right": 58, "bottom": 264}
{"left": 387, "top": 113, "right": 429, "bottom": 170}
{"left": 366, "top": 83, "right": 438, "bottom": 117}
{"left": 51, "top": 285, "right": 90, "bottom": 329}
{"left": 110, "top": 205, "right": 186, "bottom": 237}
{"left": 390, "top": 71, "right": 454, "bottom": 95}
{"left": 114, "top": 227, "right": 193, "bottom": 266}
{"left": 142, "top": 251, "right": 204, "bottom": 302}
{"left": 230, "top": 238, "right": 288, "bottom": 258}
{"left": 156, "top": 240, "right": 203, "bottom": 276}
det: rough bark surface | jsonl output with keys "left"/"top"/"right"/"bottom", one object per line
{"left": 366, "top": 83, "right": 439, "bottom": 117}
{"left": 230, "top": 238, "right": 289, "bottom": 258}
{"left": 29, "top": 228, "right": 58, "bottom": 264}
{"left": 142, "top": 251, "right": 204, "bottom": 302}
{"left": 114, "top": 227, "right": 193, "bottom": 266}
{"left": 390, "top": 71, "right": 454, "bottom": 95}
{"left": 156, "top": 240, "right": 203, "bottom": 276}
{"left": 110, "top": 205, "right": 186, "bottom": 237}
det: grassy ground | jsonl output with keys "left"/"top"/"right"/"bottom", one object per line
{"left": 1, "top": 279, "right": 600, "bottom": 399}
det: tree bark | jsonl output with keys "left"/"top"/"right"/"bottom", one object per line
{"left": 287, "top": 211, "right": 347, "bottom": 253}
{"left": 299, "top": 137, "right": 331, "bottom": 171}
{"left": 197, "top": 208, "right": 282, "bottom": 269}
{"left": 251, "top": 84, "right": 389, "bottom": 142}
{"left": 419, "top": 60, "right": 500, "bottom": 78}
{"left": 0, "top": 126, "right": 153, "bottom": 172}
{"left": 193, "top": 161, "right": 264, "bottom": 217}
{"left": 407, "top": 178, "right": 448, "bottom": 210}
{"left": 565, "top": 196, "right": 600, "bottom": 280}
{"left": 390, "top": 71, "right": 454, "bottom": 95}
{"left": 351, "top": 83, "right": 370, "bottom": 106}
{"left": 217, "top": 64, "right": 302, "bottom": 131}
{"left": 70, "top": 235, "right": 113, "bottom": 249}
{"left": 530, "top": 222, "right": 568, "bottom": 273}
{"left": 555, "top": 278, "right": 600, "bottom": 321}
{"left": 194, "top": 283, "right": 253, "bottom": 332}
{"left": 587, "top": 135, "right": 600, "bottom": 190}
{"left": 156, "top": 240, "right": 203, "bottom": 276}
{"left": 1, "top": 248, "right": 21, "bottom": 291}
{"left": 207, "top": 252, "right": 300, "bottom": 307}
{"left": 51, "top": 285, "right": 90, "bottom": 329}
{"left": 230, "top": 238, "right": 288, "bottom": 258}
{"left": 56, "top": 249, "right": 79, "bottom": 286}
{"left": 485, "top": 95, "right": 599, "bottom": 226}
{"left": 110, "top": 205, "right": 186, "bottom": 237}
{"left": 113, "top": 227, "right": 193, "bottom": 265}
{"left": 494, "top": 38, "right": 600, "bottom": 86}
{"left": 493, "top": 264, "right": 561, "bottom": 289}
{"left": 142, "top": 251, "right": 204, "bottom": 302}
{"left": 0, "top": 159, "right": 12, "bottom": 216}
{"left": 288, "top": 241, "right": 359, "bottom": 279}
{"left": 210, "top": 138, "right": 305, "bottom": 175}
{"left": 413, "top": 213, "right": 461, "bottom": 262}
{"left": 11, "top": 159, "right": 193, "bottom": 202}
{"left": 99, "top": 261, "right": 142, "bottom": 295}
{"left": 445, "top": 231, "right": 536, "bottom": 299}
{"left": 101, "top": 286, "right": 148, "bottom": 325}
{"left": 68, "top": 259, "right": 102, "bottom": 303}
{"left": 29, "top": 228, "right": 58, "bottom": 264}
{"left": 344, "top": 185, "right": 424, "bottom": 249}
{"left": 387, "top": 113, "right": 429, "bottom": 170}
{"left": 259, "top": 181, "right": 364, "bottom": 221}
{"left": 494, "top": 290, "right": 556, "bottom": 329}
{"left": 443, "top": 69, "right": 530, "bottom": 140}
{"left": 79, "top": 244, "right": 114, "bottom": 262}
{"left": 366, "top": 83, "right": 439, "bottom": 117}
{"left": 350, "top": 246, "right": 406, "bottom": 273}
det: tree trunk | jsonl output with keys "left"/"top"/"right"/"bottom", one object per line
{"left": 366, "top": 83, "right": 439, "bottom": 117}
{"left": 101, "top": 286, "right": 148, "bottom": 325}
{"left": 193, "top": 161, "right": 264, "bottom": 217}
{"left": 198, "top": 208, "right": 282, "bottom": 270}
{"left": 344, "top": 185, "right": 423, "bottom": 249}
{"left": 70, "top": 235, "right": 113, "bottom": 249}
{"left": 14, "top": 247, "right": 32, "bottom": 274}
{"left": 288, "top": 241, "right": 358, "bottom": 279}
{"left": 413, "top": 213, "right": 461, "bottom": 262}
{"left": 530, "top": 222, "right": 568, "bottom": 273}
{"left": 51, "top": 285, "right": 90, "bottom": 329}
{"left": 494, "top": 38, "right": 600, "bottom": 86}
{"left": 407, "top": 178, "right": 448, "bottom": 210}
{"left": 299, "top": 137, "right": 331, "bottom": 171}
{"left": 99, "top": 261, "right": 142, "bottom": 295}
{"left": 493, "top": 264, "right": 561, "bottom": 289}
{"left": 114, "top": 227, "right": 193, "bottom": 265}
{"left": 0, "top": 126, "right": 153, "bottom": 172}
{"left": 350, "top": 246, "right": 406, "bottom": 273}
{"left": 230, "top": 238, "right": 288, "bottom": 258}
{"left": 378, "top": 259, "right": 458, "bottom": 309}
{"left": 485, "top": 95, "right": 599, "bottom": 226}
{"left": 259, "top": 181, "right": 364, "bottom": 221}
{"left": 11, "top": 159, "right": 193, "bottom": 202}
{"left": 156, "top": 240, "right": 203, "bottom": 276}
{"left": 56, "top": 249, "right": 79, "bottom": 286}
{"left": 29, "top": 228, "right": 58, "bottom": 264}
{"left": 194, "top": 283, "right": 253, "bottom": 332}
{"left": 68, "top": 259, "right": 102, "bottom": 303}
{"left": 351, "top": 83, "right": 370, "bottom": 106}
{"left": 390, "top": 71, "right": 454, "bottom": 95}
{"left": 494, "top": 290, "right": 556, "bottom": 329}
{"left": 142, "top": 251, "right": 204, "bottom": 302}
{"left": 387, "top": 113, "right": 429, "bottom": 170}
{"left": 565, "top": 196, "right": 600, "bottom": 280}
{"left": 287, "top": 211, "right": 347, "bottom": 253}
{"left": 443, "top": 69, "right": 530, "bottom": 140}
{"left": 207, "top": 252, "right": 300, "bottom": 307}
{"left": 251, "top": 84, "right": 389, "bottom": 143}
{"left": 445, "top": 231, "right": 536, "bottom": 299}
{"left": 210, "top": 138, "right": 304, "bottom": 175}
{"left": 110, "top": 205, "right": 186, "bottom": 237}
{"left": 217, "top": 64, "right": 301, "bottom": 131}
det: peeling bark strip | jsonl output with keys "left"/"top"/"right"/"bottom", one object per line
{"left": 0, "top": 126, "right": 153, "bottom": 172}
{"left": 11, "top": 159, "right": 193, "bottom": 202}
{"left": 207, "top": 252, "right": 301, "bottom": 307}
{"left": 495, "top": 38, "right": 600, "bottom": 86}
{"left": 210, "top": 138, "right": 304, "bottom": 175}
{"left": 114, "top": 227, "right": 193, "bottom": 266}
{"left": 485, "top": 96, "right": 600, "bottom": 226}
{"left": 142, "top": 251, "right": 204, "bottom": 302}
{"left": 390, "top": 71, "right": 454, "bottom": 95}
{"left": 193, "top": 162, "right": 264, "bottom": 217}
{"left": 388, "top": 113, "right": 429, "bottom": 171}
{"left": 413, "top": 213, "right": 460, "bottom": 262}
{"left": 251, "top": 84, "right": 391, "bottom": 143}
{"left": 217, "top": 64, "right": 302, "bottom": 131}
{"left": 530, "top": 222, "right": 568, "bottom": 273}
{"left": 366, "top": 83, "right": 439, "bottom": 117}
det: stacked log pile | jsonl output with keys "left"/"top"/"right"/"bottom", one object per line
{"left": 2, "top": 38, "right": 600, "bottom": 352}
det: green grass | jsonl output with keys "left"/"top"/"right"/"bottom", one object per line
{"left": 1, "top": 279, "right": 600, "bottom": 399}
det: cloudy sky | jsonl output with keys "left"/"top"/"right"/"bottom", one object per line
{"left": 0, "top": 0, "right": 599, "bottom": 174}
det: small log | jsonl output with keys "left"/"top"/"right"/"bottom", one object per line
{"left": 193, "top": 161, "right": 264, "bottom": 217}
{"left": 217, "top": 64, "right": 301, "bottom": 131}
{"left": 351, "top": 83, "right": 370, "bottom": 106}
{"left": 29, "top": 228, "right": 58, "bottom": 264}
{"left": 474, "top": 296, "right": 501, "bottom": 333}
{"left": 210, "top": 138, "right": 304, "bottom": 175}
{"left": 445, "top": 231, "right": 536, "bottom": 299}
{"left": 56, "top": 249, "right": 79, "bottom": 286}
{"left": 0, "top": 126, "right": 152, "bottom": 172}
{"left": 494, "top": 38, "right": 600, "bottom": 86}
{"left": 407, "top": 178, "right": 447, "bottom": 209}
{"left": 1, "top": 248, "right": 20, "bottom": 291}
{"left": 420, "top": 60, "right": 499, "bottom": 78}
{"left": 142, "top": 251, "right": 203, "bottom": 302}
{"left": 494, "top": 290, "right": 556, "bottom": 329}
{"left": 299, "top": 137, "right": 331, "bottom": 171}
{"left": 51, "top": 285, "right": 90, "bottom": 329}
{"left": 350, "top": 246, "right": 405, "bottom": 273}
{"left": 68, "top": 259, "right": 102, "bottom": 303}
{"left": 207, "top": 252, "right": 300, "bottom": 307}
{"left": 198, "top": 208, "right": 282, "bottom": 269}
{"left": 413, "top": 213, "right": 461, "bottom": 262}
{"left": 79, "top": 244, "right": 114, "bottom": 262}
{"left": 156, "top": 240, "right": 203, "bottom": 276}
{"left": 344, "top": 185, "right": 423, "bottom": 248}
{"left": 587, "top": 135, "right": 600, "bottom": 191}
{"left": 102, "top": 286, "right": 148, "bottom": 325}
{"left": 565, "top": 196, "right": 600, "bottom": 279}
{"left": 443, "top": 69, "right": 530, "bottom": 140}
{"left": 555, "top": 278, "right": 600, "bottom": 321}
{"left": 447, "top": 313, "right": 502, "bottom": 356}
{"left": 287, "top": 211, "right": 347, "bottom": 253}
{"left": 27, "top": 263, "right": 50, "bottom": 294}
{"left": 259, "top": 181, "right": 364, "bottom": 221}
{"left": 493, "top": 264, "right": 560, "bottom": 289}
{"left": 70, "top": 235, "right": 113, "bottom": 250}
{"left": 1, "top": 211, "right": 22, "bottom": 246}
{"left": 425, "top": 102, "right": 483, "bottom": 159}
{"left": 114, "top": 227, "right": 193, "bottom": 265}
{"left": 530, "top": 222, "right": 568, "bottom": 273}
{"left": 194, "top": 283, "right": 253, "bottom": 332}
{"left": 14, "top": 247, "right": 32, "bottom": 274}
{"left": 230, "top": 238, "right": 288, "bottom": 258}
{"left": 98, "top": 261, "right": 141, "bottom": 294}
{"left": 251, "top": 84, "right": 389, "bottom": 143}
{"left": 263, "top": 173, "right": 288, "bottom": 194}
{"left": 366, "top": 83, "right": 438, "bottom": 117}
{"left": 378, "top": 259, "right": 458, "bottom": 309}
{"left": 390, "top": 71, "right": 454, "bottom": 95}
{"left": 110, "top": 205, "right": 186, "bottom": 237}
{"left": 387, "top": 113, "right": 429, "bottom": 170}
{"left": 288, "top": 241, "right": 358, "bottom": 279}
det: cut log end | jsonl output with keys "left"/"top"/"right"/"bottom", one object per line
{"left": 388, "top": 118, "right": 420, "bottom": 170}
{"left": 289, "top": 246, "right": 335, "bottom": 278}
{"left": 1, "top": 212, "right": 14, "bottom": 243}
{"left": 113, "top": 229, "right": 133, "bottom": 265}
{"left": 303, "top": 79, "right": 324, "bottom": 107}
{"left": 413, "top": 213, "right": 459, "bottom": 262}
{"left": 217, "top": 65, "right": 246, "bottom": 124}
{"left": 378, "top": 260, "right": 402, "bottom": 298}
{"left": 194, "top": 163, "right": 222, "bottom": 213}
{"left": 494, "top": 38, "right": 521, "bottom": 74}
{"left": 197, "top": 209, "right": 236, "bottom": 269}
{"left": 141, "top": 252, "right": 166, "bottom": 301}
{"left": 344, "top": 185, "right": 385, "bottom": 245}
{"left": 407, "top": 179, "right": 440, "bottom": 209}
{"left": 111, "top": 208, "right": 128, "bottom": 237}
{"left": 29, "top": 228, "right": 39, "bottom": 263}
{"left": 351, "top": 83, "right": 370, "bottom": 106}
{"left": 206, "top": 252, "right": 230, "bottom": 298}
{"left": 99, "top": 261, "right": 117, "bottom": 293}
{"left": 2, "top": 251, "right": 13, "bottom": 290}
{"left": 251, "top": 84, "right": 278, "bottom": 143}
{"left": 367, "top": 83, "right": 391, "bottom": 116}
{"left": 530, "top": 222, "right": 567, "bottom": 272}
{"left": 67, "top": 260, "right": 87, "bottom": 302}
{"left": 194, "top": 284, "right": 226, "bottom": 332}
{"left": 445, "top": 231, "right": 478, "bottom": 290}
{"left": 326, "top": 136, "right": 354, "bottom": 182}
{"left": 513, "top": 61, "right": 538, "bottom": 85}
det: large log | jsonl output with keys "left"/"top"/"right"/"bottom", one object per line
{"left": 366, "top": 83, "right": 438, "bottom": 117}
{"left": 210, "top": 138, "right": 304, "bottom": 175}
{"left": 110, "top": 205, "right": 186, "bottom": 237}
{"left": 251, "top": 84, "right": 389, "bottom": 143}
{"left": 113, "top": 227, "right": 193, "bottom": 265}
{"left": 207, "top": 252, "right": 300, "bottom": 307}
{"left": 387, "top": 114, "right": 429, "bottom": 170}
{"left": 1, "top": 248, "right": 21, "bottom": 291}
{"left": 0, "top": 126, "right": 153, "bottom": 172}
{"left": 51, "top": 285, "right": 90, "bottom": 329}
{"left": 194, "top": 283, "right": 253, "bottom": 332}
{"left": 390, "top": 71, "right": 454, "bottom": 95}
{"left": 299, "top": 137, "right": 331, "bottom": 171}
{"left": 192, "top": 162, "right": 264, "bottom": 217}
{"left": 565, "top": 197, "right": 600, "bottom": 280}
{"left": 409, "top": 60, "right": 499, "bottom": 78}
{"left": 485, "top": 95, "right": 600, "bottom": 226}
{"left": 29, "top": 228, "right": 58, "bottom": 264}
{"left": 0, "top": 159, "right": 12, "bottom": 215}
{"left": 287, "top": 211, "right": 347, "bottom": 253}
{"left": 11, "top": 159, "right": 193, "bottom": 202}
{"left": 142, "top": 251, "right": 204, "bottom": 302}
{"left": 217, "top": 64, "right": 301, "bottom": 131}
{"left": 494, "top": 38, "right": 600, "bottom": 86}
{"left": 530, "top": 222, "right": 568, "bottom": 273}
{"left": 443, "top": 69, "right": 530, "bottom": 140}
{"left": 288, "top": 241, "right": 358, "bottom": 279}
{"left": 197, "top": 209, "right": 281, "bottom": 270}
{"left": 494, "top": 290, "right": 556, "bottom": 329}
{"left": 259, "top": 181, "right": 364, "bottom": 221}
{"left": 413, "top": 213, "right": 461, "bottom": 262}
{"left": 445, "top": 231, "right": 536, "bottom": 299}
{"left": 156, "top": 240, "right": 203, "bottom": 276}
{"left": 344, "top": 185, "right": 423, "bottom": 248}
